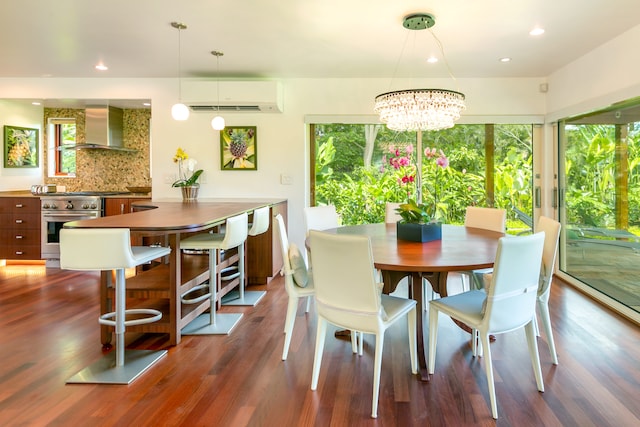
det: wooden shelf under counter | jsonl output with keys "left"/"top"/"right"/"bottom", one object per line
{"left": 85, "top": 198, "right": 287, "bottom": 346}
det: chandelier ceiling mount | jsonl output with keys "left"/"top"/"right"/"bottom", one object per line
{"left": 373, "top": 13, "right": 466, "bottom": 133}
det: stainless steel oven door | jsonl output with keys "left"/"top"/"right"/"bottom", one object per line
{"left": 41, "top": 212, "right": 100, "bottom": 260}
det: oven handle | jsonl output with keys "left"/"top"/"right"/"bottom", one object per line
{"left": 43, "top": 212, "right": 100, "bottom": 221}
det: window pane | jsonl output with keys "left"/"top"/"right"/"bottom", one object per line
{"left": 559, "top": 102, "right": 640, "bottom": 315}
{"left": 311, "top": 123, "right": 532, "bottom": 230}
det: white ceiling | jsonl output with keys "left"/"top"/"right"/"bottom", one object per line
{"left": 0, "top": 0, "right": 638, "bottom": 81}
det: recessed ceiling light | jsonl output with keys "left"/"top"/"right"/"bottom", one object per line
{"left": 530, "top": 27, "right": 545, "bottom": 36}
{"left": 95, "top": 63, "right": 108, "bottom": 71}
{"left": 32, "top": 101, "right": 41, "bottom": 106}
{"left": 500, "top": 57, "right": 512, "bottom": 63}
{"left": 427, "top": 56, "right": 438, "bottom": 63}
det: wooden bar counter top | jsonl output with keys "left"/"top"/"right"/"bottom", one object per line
{"left": 64, "top": 198, "right": 287, "bottom": 346}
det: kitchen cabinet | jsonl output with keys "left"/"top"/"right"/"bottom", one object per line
{"left": 104, "top": 197, "right": 150, "bottom": 216}
{"left": 246, "top": 200, "right": 287, "bottom": 285}
{"left": 0, "top": 197, "right": 41, "bottom": 260}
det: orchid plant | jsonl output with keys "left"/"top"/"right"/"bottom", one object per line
{"left": 172, "top": 147, "right": 203, "bottom": 187}
{"left": 386, "top": 144, "right": 449, "bottom": 224}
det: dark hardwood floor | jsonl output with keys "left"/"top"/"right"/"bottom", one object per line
{"left": 0, "top": 262, "right": 639, "bottom": 426}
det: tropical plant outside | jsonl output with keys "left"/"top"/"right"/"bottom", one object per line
{"left": 313, "top": 123, "right": 534, "bottom": 230}
{"left": 563, "top": 123, "right": 640, "bottom": 234}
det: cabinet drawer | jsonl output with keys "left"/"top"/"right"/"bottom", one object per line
{"left": 0, "top": 197, "right": 40, "bottom": 213}
{"left": 0, "top": 244, "right": 41, "bottom": 260}
{"left": 0, "top": 213, "right": 41, "bottom": 228}
{"left": 0, "top": 229, "right": 40, "bottom": 245}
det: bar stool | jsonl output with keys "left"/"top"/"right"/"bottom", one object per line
{"left": 180, "top": 212, "right": 248, "bottom": 335}
{"left": 59, "top": 228, "right": 171, "bottom": 384}
{"left": 222, "top": 206, "right": 270, "bottom": 307}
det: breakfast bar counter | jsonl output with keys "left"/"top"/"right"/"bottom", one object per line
{"left": 64, "top": 198, "right": 287, "bottom": 346}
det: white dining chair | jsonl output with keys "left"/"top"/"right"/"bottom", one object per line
{"left": 384, "top": 202, "right": 403, "bottom": 223}
{"left": 472, "top": 215, "right": 562, "bottom": 365}
{"left": 533, "top": 216, "right": 562, "bottom": 364}
{"left": 428, "top": 232, "right": 545, "bottom": 419}
{"left": 309, "top": 230, "right": 417, "bottom": 418}
{"left": 459, "top": 206, "right": 506, "bottom": 291}
{"left": 303, "top": 205, "right": 363, "bottom": 352}
{"left": 274, "top": 214, "right": 316, "bottom": 360}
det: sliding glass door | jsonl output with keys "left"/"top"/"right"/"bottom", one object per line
{"left": 558, "top": 100, "right": 640, "bottom": 317}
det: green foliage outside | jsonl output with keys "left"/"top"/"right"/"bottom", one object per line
{"left": 60, "top": 123, "right": 76, "bottom": 173}
{"left": 563, "top": 123, "right": 640, "bottom": 231}
{"left": 313, "top": 124, "right": 533, "bottom": 228}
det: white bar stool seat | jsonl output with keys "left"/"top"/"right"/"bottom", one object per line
{"left": 222, "top": 206, "right": 270, "bottom": 307}
{"left": 180, "top": 212, "right": 248, "bottom": 335}
{"left": 60, "top": 228, "right": 171, "bottom": 384}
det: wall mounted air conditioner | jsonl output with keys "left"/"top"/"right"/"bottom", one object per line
{"left": 182, "top": 80, "right": 283, "bottom": 113}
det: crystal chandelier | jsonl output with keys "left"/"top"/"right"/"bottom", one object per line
{"left": 374, "top": 13, "right": 466, "bottom": 132}
{"left": 374, "top": 88, "right": 465, "bottom": 131}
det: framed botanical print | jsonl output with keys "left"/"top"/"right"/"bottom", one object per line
{"left": 4, "top": 125, "right": 39, "bottom": 168}
{"left": 220, "top": 126, "right": 257, "bottom": 170}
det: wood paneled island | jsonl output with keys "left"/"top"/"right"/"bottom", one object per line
{"left": 64, "top": 198, "right": 287, "bottom": 346}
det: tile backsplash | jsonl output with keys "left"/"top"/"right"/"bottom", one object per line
{"left": 43, "top": 108, "right": 151, "bottom": 192}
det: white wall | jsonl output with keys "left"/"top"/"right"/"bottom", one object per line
{"left": 546, "top": 24, "right": 640, "bottom": 122}
{"left": 0, "top": 100, "right": 44, "bottom": 189}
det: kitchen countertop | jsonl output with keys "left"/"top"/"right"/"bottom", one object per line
{"left": 0, "top": 190, "right": 150, "bottom": 198}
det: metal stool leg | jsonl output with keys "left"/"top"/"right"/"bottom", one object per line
{"left": 67, "top": 267, "right": 167, "bottom": 384}
{"left": 222, "top": 241, "right": 266, "bottom": 307}
{"left": 182, "top": 247, "right": 243, "bottom": 335}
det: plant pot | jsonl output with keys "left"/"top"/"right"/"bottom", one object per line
{"left": 180, "top": 185, "right": 199, "bottom": 201}
{"left": 396, "top": 221, "right": 442, "bottom": 243}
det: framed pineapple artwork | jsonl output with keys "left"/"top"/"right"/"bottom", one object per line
{"left": 4, "top": 125, "right": 39, "bottom": 168}
{"left": 220, "top": 126, "right": 257, "bottom": 170}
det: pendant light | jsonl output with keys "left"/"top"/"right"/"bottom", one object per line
{"left": 373, "top": 13, "right": 465, "bottom": 202}
{"left": 211, "top": 50, "right": 225, "bottom": 130}
{"left": 171, "top": 22, "right": 189, "bottom": 121}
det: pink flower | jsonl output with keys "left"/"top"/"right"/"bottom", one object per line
{"left": 398, "top": 156, "right": 410, "bottom": 167}
{"left": 405, "top": 144, "right": 414, "bottom": 155}
{"left": 424, "top": 147, "right": 437, "bottom": 159}
{"left": 436, "top": 151, "right": 449, "bottom": 168}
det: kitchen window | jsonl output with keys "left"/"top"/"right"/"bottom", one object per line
{"left": 47, "top": 118, "right": 76, "bottom": 176}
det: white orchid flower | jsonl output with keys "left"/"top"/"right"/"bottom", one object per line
{"left": 185, "top": 158, "right": 197, "bottom": 172}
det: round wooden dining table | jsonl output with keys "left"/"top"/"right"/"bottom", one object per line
{"left": 322, "top": 223, "right": 503, "bottom": 381}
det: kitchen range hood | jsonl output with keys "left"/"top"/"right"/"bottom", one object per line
{"left": 60, "top": 106, "right": 135, "bottom": 152}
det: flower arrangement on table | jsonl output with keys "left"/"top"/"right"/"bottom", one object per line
{"left": 172, "top": 148, "right": 203, "bottom": 187}
{"left": 386, "top": 144, "right": 449, "bottom": 225}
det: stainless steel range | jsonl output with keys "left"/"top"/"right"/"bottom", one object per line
{"left": 41, "top": 194, "right": 103, "bottom": 266}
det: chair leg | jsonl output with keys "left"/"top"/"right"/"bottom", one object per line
{"left": 114, "top": 268, "right": 127, "bottom": 367}
{"left": 408, "top": 307, "right": 417, "bottom": 374}
{"left": 371, "top": 332, "right": 384, "bottom": 418}
{"left": 209, "top": 249, "right": 218, "bottom": 325}
{"left": 480, "top": 332, "right": 498, "bottom": 419}
{"left": 525, "top": 320, "right": 545, "bottom": 393}
{"left": 351, "top": 331, "right": 358, "bottom": 353}
{"left": 282, "top": 296, "right": 299, "bottom": 360}
{"left": 471, "top": 328, "right": 478, "bottom": 357}
{"left": 238, "top": 242, "right": 245, "bottom": 300}
{"left": 428, "top": 305, "right": 439, "bottom": 375}
{"left": 311, "top": 318, "right": 327, "bottom": 390}
{"left": 538, "top": 300, "right": 558, "bottom": 364}
{"left": 533, "top": 312, "right": 540, "bottom": 336}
